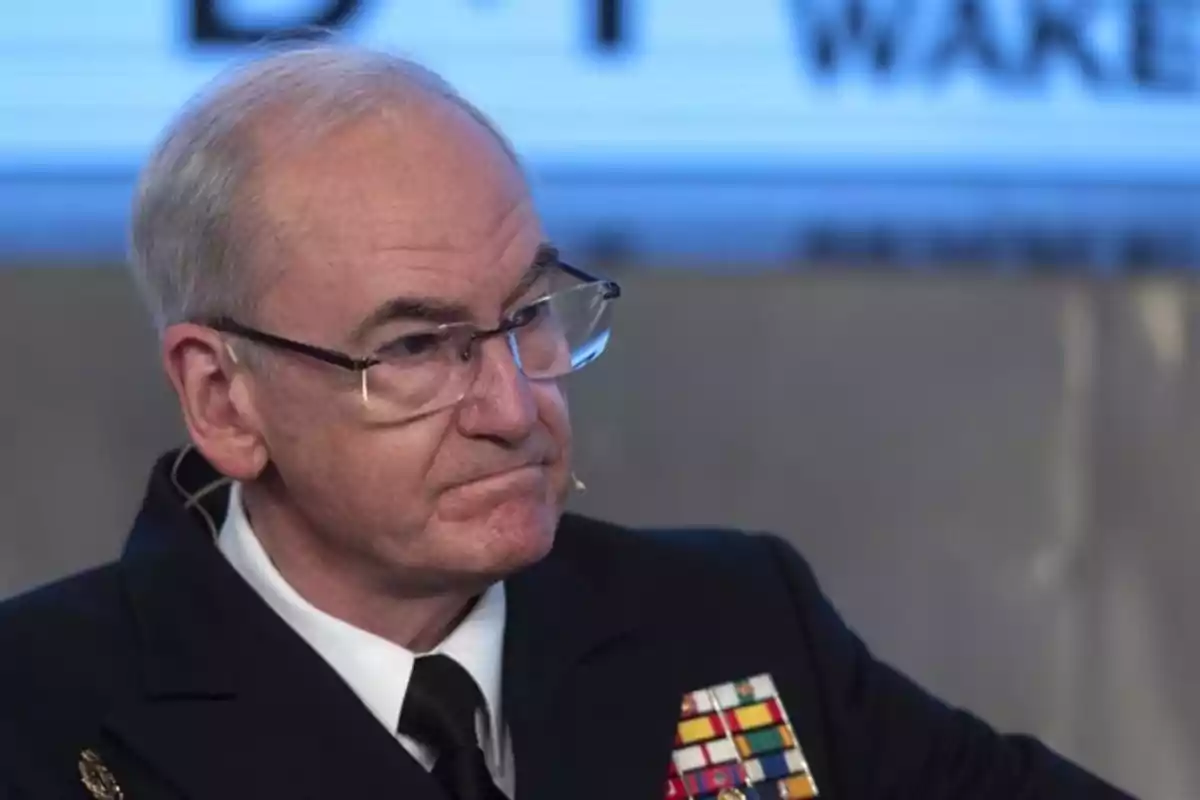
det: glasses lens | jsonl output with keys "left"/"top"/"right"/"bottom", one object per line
{"left": 363, "top": 326, "right": 475, "bottom": 420}
{"left": 512, "top": 282, "right": 615, "bottom": 379}
{"left": 355, "top": 280, "right": 617, "bottom": 422}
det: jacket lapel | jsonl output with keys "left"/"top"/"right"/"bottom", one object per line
{"left": 102, "top": 454, "right": 447, "bottom": 800}
{"left": 502, "top": 518, "right": 683, "bottom": 800}
{"left": 108, "top": 453, "right": 704, "bottom": 800}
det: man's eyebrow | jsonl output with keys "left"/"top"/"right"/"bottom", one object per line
{"left": 504, "top": 243, "right": 560, "bottom": 306}
{"left": 350, "top": 297, "right": 472, "bottom": 343}
{"left": 351, "top": 244, "right": 562, "bottom": 343}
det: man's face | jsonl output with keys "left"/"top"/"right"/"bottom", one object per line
{"left": 237, "top": 102, "right": 571, "bottom": 594}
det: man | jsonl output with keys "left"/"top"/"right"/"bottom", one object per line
{"left": 0, "top": 46, "right": 1132, "bottom": 800}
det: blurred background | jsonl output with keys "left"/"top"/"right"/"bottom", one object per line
{"left": 4, "top": 1, "right": 1200, "bottom": 797}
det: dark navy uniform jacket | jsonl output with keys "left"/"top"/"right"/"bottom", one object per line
{"left": 0, "top": 450, "right": 1133, "bottom": 799}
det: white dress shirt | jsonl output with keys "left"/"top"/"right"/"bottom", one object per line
{"left": 217, "top": 482, "right": 513, "bottom": 796}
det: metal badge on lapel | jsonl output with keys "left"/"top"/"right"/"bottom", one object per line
{"left": 664, "top": 673, "right": 818, "bottom": 800}
{"left": 78, "top": 749, "right": 124, "bottom": 800}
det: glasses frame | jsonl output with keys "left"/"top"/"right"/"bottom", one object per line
{"left": 207, "top": 261, "right": 620, "bottom": 377}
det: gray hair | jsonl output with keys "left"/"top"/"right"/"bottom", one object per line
{"left": 128, "top": 45, "right": 520, "bottom": 334}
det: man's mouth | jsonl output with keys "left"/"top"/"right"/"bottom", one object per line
{"left": 447, "top": 463, "right": 548, "bottom": 492}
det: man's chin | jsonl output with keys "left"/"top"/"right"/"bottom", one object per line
{"left": 436, "top": 495, "right": 561, "bottom": 573}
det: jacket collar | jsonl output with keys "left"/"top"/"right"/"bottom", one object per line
{"left": 119, "top": 448, "right": 644, "bottom": 696}
{"left": 119, "top": 448, "right": 242, "bottom": 698}
{"left": 112, "top": 448, "right": 671, "bottom": 799}
{"left": 112, "top": 449, "right": 443, "bottom": 796}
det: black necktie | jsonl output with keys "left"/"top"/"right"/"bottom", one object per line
{"left": 398, "top": 654, "right": 507, "bottom": 800}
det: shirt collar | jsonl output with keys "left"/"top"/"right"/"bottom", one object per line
{"left": 216, "top": 482, "right": 507, "bottom": 758}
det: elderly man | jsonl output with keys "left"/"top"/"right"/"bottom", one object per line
{"left": 0, "top": 47, "right": 1130, "bottom": 800}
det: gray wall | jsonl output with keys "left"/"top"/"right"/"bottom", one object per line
{"left": 2, "top": 265, "right": 1196, "bottom": 798}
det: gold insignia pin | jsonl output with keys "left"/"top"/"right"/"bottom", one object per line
{"left": 716, "top": 790, "right": 746, "bottom": 800}
{"left": 78, "top": 749, "right": 124, "bottom": 800}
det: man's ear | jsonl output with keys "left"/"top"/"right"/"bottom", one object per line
{"left": 162, "top": 322, "right": 269, "bottom": 481}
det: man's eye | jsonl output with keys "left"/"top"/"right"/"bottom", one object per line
{"left": 510, "top": 300, "right": 548, "bottom": 327}
{"left": 378, "top": 331, "right": 449, "bottom": 359}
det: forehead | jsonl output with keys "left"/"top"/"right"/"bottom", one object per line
{"left": 249, "top": 101, "right": 542, "bottom": 330}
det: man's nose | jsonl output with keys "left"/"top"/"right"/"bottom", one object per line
{"left": 455, "top": 333, "right": 538, "bottom": 441}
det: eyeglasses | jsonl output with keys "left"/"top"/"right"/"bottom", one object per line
{"left": 207, "top": 262, "right": 620, "bottom": 424}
